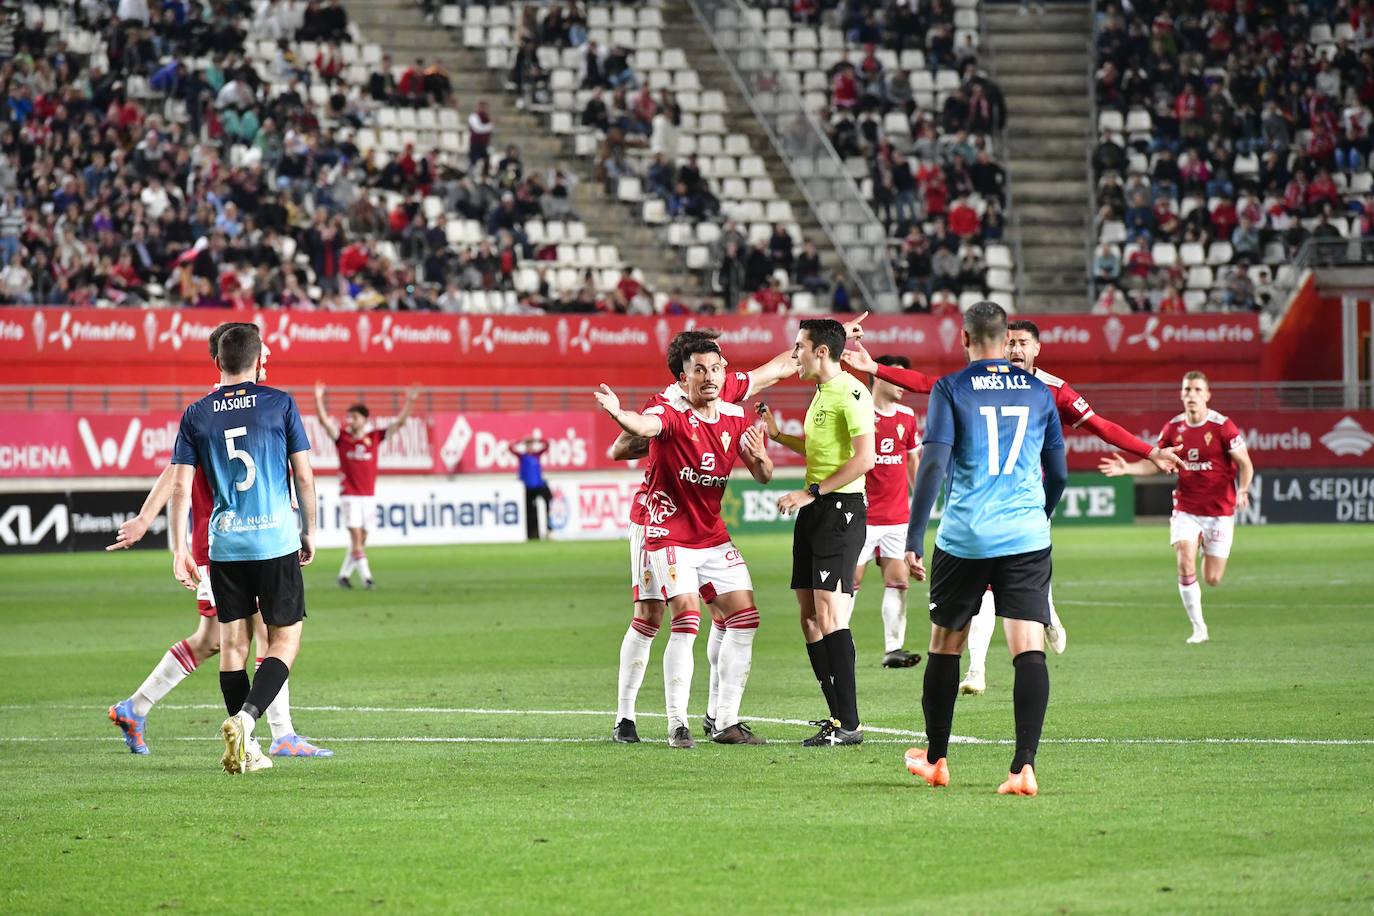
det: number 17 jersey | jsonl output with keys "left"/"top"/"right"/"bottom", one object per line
{"left": 172, "top": 382, "right": 312, "bottom": 562}
{"left": 923, "top": 359, "right": 1063, "bottom": 559}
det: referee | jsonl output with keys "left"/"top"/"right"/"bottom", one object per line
{"left": 901, "top": 302, "right": 1068, "bottom": 796}
{"left": 773, "top": 318, "right": 875, "bottom": 746}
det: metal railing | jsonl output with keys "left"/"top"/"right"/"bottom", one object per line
{"left": 682, "top": 0, "right": 900, "bottom": 312}
{"left": 979, "top": 1, "right": 1027, "bottom": 305}
{"left": 2, "top": 380, "right": 1361, "bottom": 414}
{"left": 1086, "top": 0, "right": 1101, "bottom": 309}
{"left": 1269, "top": 236, "right": 1374, "bottom": 320}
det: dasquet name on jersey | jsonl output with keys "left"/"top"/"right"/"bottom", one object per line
{"left": 213, "top": 394, "right": 258, "bottom": 411}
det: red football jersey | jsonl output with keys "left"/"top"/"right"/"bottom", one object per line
{"left": 866, "top": 404, "right": 920, "bottom": 525}
{"left": 191, "top": 465, "right": 212, "bottom": 567}
{"left": 1035, "top": 367, "right": 1095, "bottom": 428}
{"left": 640, "top": 400, "right": 752, "bottom": 550}
{"left": 337, "top": 428, "right": 387, "bottom": 496}
{"left": 1157, "top": 410, "right": 1246, "bottom": 516}
{"left": 629, "top": 370, "right": 751, "bottom": 526}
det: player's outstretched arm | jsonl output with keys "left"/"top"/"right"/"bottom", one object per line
{"left": 313, "top": 381, "right": 341, "bottom": 441}
{"left": 1042, "top": 446, "right": 1069, "bottom": 517}
{"left": 744, "top": 349, "right": 798, "bottom": 398}
{"left": 739, "top": 425, "right": 774, "bottom": 484}
{"left": 608, "top": 431, "right": 651, "bottom": 461}
{"left": 168, "top": 463, "right": 200, "bottom": 590}
{"left": 1098, "top": 452, "right": 1158, "bottom": 477}
{"left": 385, "top": 385, "right": 421, "bottom": 436}
{"left": 758, "top": 402, "right": 805, "bottom": 455}
{"left": 107, "top": 462, "right": 176, "bottom": 550}
{"left": 594, "top": 384, "right": 663, "bottom": 438}
{"left": 841, "top": 342, "right": 938, "bottom": 394}
{"left": 1230, "top": 443, "right": 1254, "bottom": 509}
{"left": 1079, "top": 412, "right": 1180, "bottom": 471}
{"left": 289, "top": 449, "right": 317, "bottom": 566}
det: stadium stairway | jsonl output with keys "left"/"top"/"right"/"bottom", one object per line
{"left": 344, "top": 0, "right": 699, "bottom": 295}
{"left": 660, "top": 2, "right": 845, "bottom": 289}
{"left": 984, "top": 1, "right": 1092, "bottom": 310}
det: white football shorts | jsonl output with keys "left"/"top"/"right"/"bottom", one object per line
{"left": 1170, "top": 512, "right": 1234, "bottom": 559}
{"left": 648, "top": 541, "right": 753, "bottom": 602}
{"left": 340, "top": 495, "right": 376, "bottom": 531}
{"left": 857, "top": 523, "right": 909, "bottom": 567}
{"left": 195, "top": 564, "right": 216, "bottom": 617}
{"left": 629, "top": 522, "right": 669, "bottom": 603}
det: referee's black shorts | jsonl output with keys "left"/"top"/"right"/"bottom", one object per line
{"left": 928, "top": 545, "right": 1052, "bottom": 632}
{"left": 790, "top": 492, "right": 867, "bottom": 595}
{"left": 209, "top": 552, "right": 307, "bottom": 627}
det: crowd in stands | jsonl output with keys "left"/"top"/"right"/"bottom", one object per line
{"left": 765, "top": 0, "right": 1012, "bottom": 313}
{"left": 1092, "top": 0, "right": 1374, "bottom": 313}
{"left": 0, "top": 0, "right": 650, "bottom": 312}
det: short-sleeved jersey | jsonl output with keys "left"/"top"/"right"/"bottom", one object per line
{"left": 1035, "top": 367, "right": 1095, "bottom": 428}
{"left": 804, "top": 371, "right": 875, "bottom": 494}
{"left": 337, "top": 428, "right": 387, "bottom": 496}
{"left": 1157, "top": 410, "right": 1245, "bottom": 516}
{"left": 866, "top": 404, "right": 920, "bottom": 525}
{"left": 628, "top": 370, "right": 751, "bottom": 526}
{"left": 924, "top": 359, "right": 1064, "bottom": 559}
{"left": 639, "top": 400, "right": 751, "bottom": 550}
{"left": 172, "top": 382, "right": 311, "bottom": 562}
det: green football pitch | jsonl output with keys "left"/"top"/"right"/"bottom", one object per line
{"left": 2, "top": 525, "right": 1371, "bottom": 913}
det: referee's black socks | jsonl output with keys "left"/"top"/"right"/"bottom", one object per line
{"left": 823, "top": 629, "right": 859, "bottom": 730}
{"left": 242, "top": 657, "right": 291, "bottom": 722}
{"left": 1011, "top": 650, "right": 1049, "bottom": 773}
{"left": 923, "top": 652, "right": 961, "bottom": 762}
{"left": 219, "top": 669, "right": 250, "bottom": 717}
{"left": 805, "top": 639, "right": 838, "bottom": 720}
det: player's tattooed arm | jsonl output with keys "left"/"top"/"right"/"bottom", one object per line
{"left": 107, "top": 462, "right": 176, "bottom": 550}
{"left": 757, "top": 402, "right": 805, "bottom": 455}
{"left": 739, "top": 425, "right": 773, "bottom": 484}
{"left": 168, "top": 463, "right": 200, "bottom": 590}
{"left": 594, "top": 384, "right": 663, "bottom": 438}
{"left": 608, "top": 431, "right": 651, "bottom": 461}
{"left": 313, "top": 381, "right": 341, "bottom": 441}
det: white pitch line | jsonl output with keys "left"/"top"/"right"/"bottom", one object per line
{"left": 3, "top": 703, "right": 1372, "bottom": 746}
{"left": 0, "top": 735, "right": 1372, "bottom": 747}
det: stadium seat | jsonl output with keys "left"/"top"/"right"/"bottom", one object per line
{"left": 1179, "top": 243, "right": 1205, "bottom": 266}
{"left": 685, "top": 245, "right": 711, "bottom": 270}
{"left": 1152, "top": 243, "right": 1178, "bottom": 267}
{"left": 1206, "top": 242, "right": 1233, "bottom": 265}
{"left": 1186, "top": 266, "right": 1214, "bottom": 289}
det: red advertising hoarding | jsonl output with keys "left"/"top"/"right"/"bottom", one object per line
{"left": 4, "top": 407, "right": 1370, "bottom": 479}
{"left": 0, "top": 308, "right": 1266, "bottom": 389}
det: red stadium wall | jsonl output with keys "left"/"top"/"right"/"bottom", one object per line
{"left": 0, "top": 308, "right": 1266, "bottom": 390}
{"left": 1263, "top": 274, "right": 1373, "bottom": 381}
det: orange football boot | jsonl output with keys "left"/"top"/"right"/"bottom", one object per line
{"left": 904, "top": 748, "right": 950, "bottom": 787}
{"left": 997, "top": 765, "right": 1039, "bottom": 796}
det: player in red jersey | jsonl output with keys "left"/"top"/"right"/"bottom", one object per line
{"left": 105, "top": 323, "right": 330, "bottom": 758}
{"left": 607, "top": 318, "right": 869, "bottom": 743}
{"left": 596, "top": 336, "right": 775, "bottom": 747}
{"left": 313, "top": 382, "right": 419, "bottom": 590}
{"left": 1101, "top": 370, "right": 1254, "bottom": 644}
{"left": 852, "top": 354, "right": 923, "bottom": 668}
{"left": 842, "top": 319, "right": 1182, "bottom": 691}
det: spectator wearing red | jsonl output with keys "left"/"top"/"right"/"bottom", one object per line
{"left": 339, "top": 242, "right": 370, "bottom": 276}
{"left": 608, "top": 268, "right": 648, "bottom": 312}
{"left": 923, "top": 167, "right": 948, "bottom": 218}
{"left": 1307, "top": 168, "right": 1340, "bottom": 210}
{"left": 316, "top": 43, "right": 343, "bottom": 85}
{"left": 1124, "top": 241, "right": 1154, "bottom": 279}
{"left": 399, "top": 60, "right": 426, "bottom": 104}
{"left": 1282, "top": 173, "right": 1309, "bottom": 213}
{"left": 1306, "top": 126, "right": 1337, "bottom": 169}
{"left": 1175, "top": 84, "right": 1204, "bottom": 138}
{"left": 751, "top": 277, "right": 790, "bottom": 313}
{"left": 947, "top": 196, "right": 980, "bottom": 239}
{"left": 859, "top": 43, "right": 883, "bottom": 83}
{"left": 1158, "top": 282, "right": 1187, "bottom": 313}
{"left": 1209, "top": 198, "right": 1238, "bottom": 240}
{"left": 832, "top": 65, "right": 859, "bottom": 111}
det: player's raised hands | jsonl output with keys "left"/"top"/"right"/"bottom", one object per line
{"left": 741, "top": 425, "right": 769, "bottom": 460}
{"left": 172, "top": 550, "right": 200, "bottom": 591}
{"left": 1098, "top": 453, "right": 1129, "bottom": 477}
{"left": 593, "top": 384, "right": 622, "bottom": 416}
{"left": 840, "top": 341, "right": 877, "bottom": 375}
{"left": 106, "top": 514, "right": 150, "bottom": 551}
{"left": 842, "top": 311, "right": 869, "bottom": 341}
{"left": 904, "top": 550, "right": 926, "bottom": 582}
{"left": 1149, "top": 445, "right": 1183, "bottom": 474}
{"left": 404, "top": 385, "right": 421, "bottom": 404}
{"left": 314, "top": 380, "right": 326, "bottom": 399}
